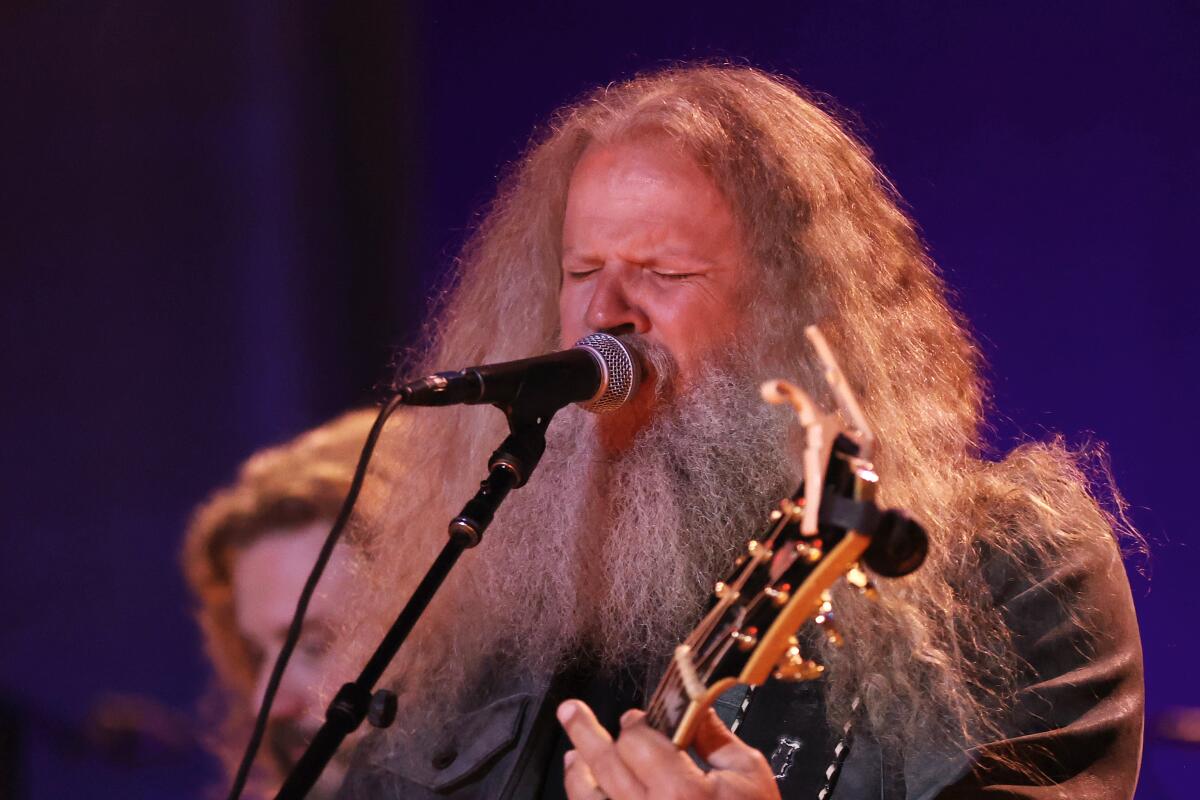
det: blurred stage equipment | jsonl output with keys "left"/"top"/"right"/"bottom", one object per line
{"left": 0, "top": 689, "right": 203, "bottom": 798}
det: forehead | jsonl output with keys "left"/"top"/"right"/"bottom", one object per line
{"left": 231, "top": 522, "right": 352, "bottom": 632}
{"left": 561, "top": 137, "right": 739, "bottom": 256}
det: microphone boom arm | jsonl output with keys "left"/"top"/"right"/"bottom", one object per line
{"left": 393, "top": 333, "right": 639, "bottom": 414}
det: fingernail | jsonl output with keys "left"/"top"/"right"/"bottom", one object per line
{"left": 619, "top": 709, "right": 641, "bottom": 728}
{"left": 557, "top": 701, "right": 577, "bottom": 724}
{"left": 564, "top": 750, "right": 577, "bottom": 769}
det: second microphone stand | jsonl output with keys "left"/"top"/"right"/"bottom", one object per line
{"left": 275, "top": 401, "right": 556, "bottom": 799}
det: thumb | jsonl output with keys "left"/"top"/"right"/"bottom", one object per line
{"left": 692, "top": 708, "right": 762, "bottom": 774}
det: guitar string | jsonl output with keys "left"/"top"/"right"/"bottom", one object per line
{"left": 646, "top": 584, "right": 761, "bottom": 726}
{"left": 646, "top": 567, "right": 746, "bottom": 724}
{"left": 645, "top": 575, "right": 749, "bottom": 725}
{"left": 645, "top": 510, "right": 795, "bottom": 728}
{"left": 645, "top": 603, "right": 727, "bottom": 726}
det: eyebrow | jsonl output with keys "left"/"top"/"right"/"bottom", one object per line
{"left": 561, "top": 248, "right": 720, "bottom": 270}
{"left": 560, "top": 246, "right": 590, "bottom": 261}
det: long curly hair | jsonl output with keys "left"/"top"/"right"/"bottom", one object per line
{"left": 336, "top": 64, "right": 1139, "bottom": 762}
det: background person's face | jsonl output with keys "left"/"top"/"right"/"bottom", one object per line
{"left": 232, "top": 522, "right": 353, "bottom": 797}
{"left": 558, "top": 138, "right": 748, "bottom": 410}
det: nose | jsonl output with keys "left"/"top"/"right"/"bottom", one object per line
{"left": 253, "top": 663, "right": 306, "bottom": 721}
{"left": 583, "top": 266, "right": 650, "bottom": 335}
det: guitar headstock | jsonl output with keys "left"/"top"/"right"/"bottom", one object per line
{"left": 645, "top": 327, "right": 928, "bottom": 749}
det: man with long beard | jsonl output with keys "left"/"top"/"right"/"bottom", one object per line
{"left": 330, "top": 65, "right": 1143, "bottom": 799}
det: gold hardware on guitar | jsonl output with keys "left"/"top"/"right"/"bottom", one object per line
{"left": 763, "top": 585, "right": 790, "bottom": 606}
{"left": 795, "top": 541, "right": 822, "bottom": 563}
{"left": 846, "top": 563, "right": 878, "bottom": 600}
{"left": 773, "top": 636, "right": 826, "bottom": 682}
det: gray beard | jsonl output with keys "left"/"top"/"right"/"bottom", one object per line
{"left": 462, "top": 355, "right": 798, "bottom": 687}
{"left": 366, "top": 352, "right": 801, "bottom": 772}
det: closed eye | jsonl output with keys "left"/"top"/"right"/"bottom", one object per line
{"left": 564, "top": 268, "right": 600, "bottom": 281}
{"left": 652, "top": 271, "right": 695, "bottom": 281}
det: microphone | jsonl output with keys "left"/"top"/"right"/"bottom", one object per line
{"left": 395, "top": 332, "right": 642, "bottom": 414}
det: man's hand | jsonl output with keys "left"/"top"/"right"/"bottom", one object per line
{"left": 557, "top": 700, "right": 781, "bottom": 800}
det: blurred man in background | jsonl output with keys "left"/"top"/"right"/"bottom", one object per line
{"left": 183, "top": 408, "right": 380, "bottom": 799}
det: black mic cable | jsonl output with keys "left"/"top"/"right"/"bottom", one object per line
{"left": 225, "top": 394, "right": 402, "bottom": 800}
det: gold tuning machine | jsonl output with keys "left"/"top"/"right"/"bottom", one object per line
{"left": 774, "top": 636, "right": 825, "bottom": 682}
{"left": 763, "top": 583, "right": 791, "bottom": 607}
{"left": 794, "top": 541, "right": 822, "bottom": 564}
{"left": 731, "top": 626, "right": 760, "bottom": 652}
{"left": 846, "top": 563, "right": 878, "bottom": 600}
{"left": 747, "top": 539, "right": 774, "bottom": 560}
{"left": 814, "top": 591, "right": 843, "bottom": 647}
{"left": 774, "top": 497, "right": 805, "bottom": 523}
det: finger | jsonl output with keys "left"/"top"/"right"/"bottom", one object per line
{"left": 558, "top": 700, "right": 645, "bottom": 800}
{"left": 693, "top": 707, "right": 774, "bottom": 778}
{"left": 611, "top": 709, "right": 704, "bottom": 792}
{"left": 563, "top": 749, "right": 606, "bottom": 800}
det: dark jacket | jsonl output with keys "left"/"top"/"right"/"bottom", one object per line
{"left": 337, "top": 532, "right": 1143, "bottom": 799}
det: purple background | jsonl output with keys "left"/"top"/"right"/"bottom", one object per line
{"left": 2, "top": 2, "right": 1196, "bottom": 797}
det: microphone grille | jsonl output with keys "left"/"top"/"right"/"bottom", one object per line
{"left": 574, "top": 333, "right": 640, "bottom": 414}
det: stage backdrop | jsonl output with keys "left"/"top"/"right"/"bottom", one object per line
{"left": 1, "top": 2, "right": 1196, "bottom": 797}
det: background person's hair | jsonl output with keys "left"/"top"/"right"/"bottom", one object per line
{"left": 181, "top": 407, "right": 380, "bottom": 785}
{"left": 342, "top": 63, "right": 1140, "bottom": 764}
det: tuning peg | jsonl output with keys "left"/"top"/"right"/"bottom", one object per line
{"left": 730, "top": 626, "right": 760, "bottom": 652}
{"left": 814, "top": 591, "right": 843, "bottom": 647}
{"left": 845, "top": 564, "right": 878, "bottom": 600}
{"left": 763, "top": 583, "right": 791, "bottom": 607}
{"left": 747, "top": 540, "right": 774, "bottom": 560}
{"left": 794, "top": 541, "right": 822, "bottom": 564}
{"left": 713, "top": 580, "right": 739, "bottom": 600}
{"left": 772, "top": 497, "right": 805, "bottom": 522}
{"left": 774, "top": 636, "right": 825, "bottom": 682}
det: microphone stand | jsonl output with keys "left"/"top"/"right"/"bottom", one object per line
{"left": 275, "top": 400, "right": 556, "bottom": 799}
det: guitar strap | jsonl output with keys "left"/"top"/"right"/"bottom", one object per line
{"left": 735, "top": 676, "right": 847, "bottom": 797}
